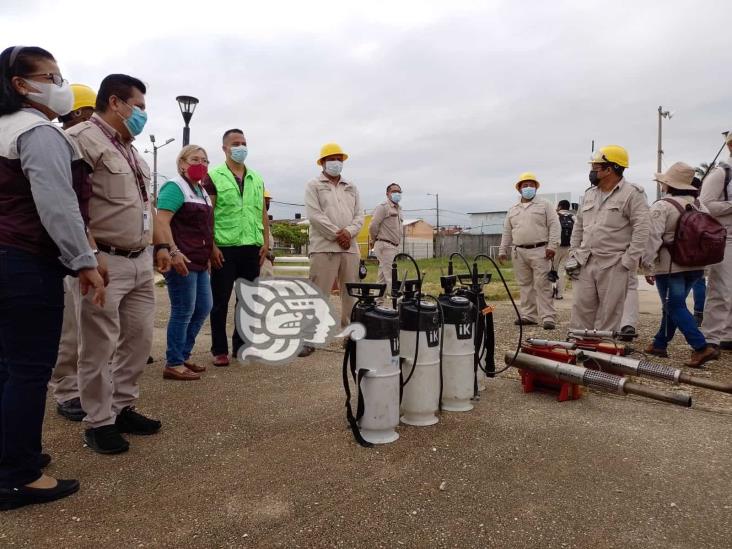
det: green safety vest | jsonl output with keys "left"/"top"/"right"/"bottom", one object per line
{"left": 208, "top": 163, "right": 264, "bottom": 247}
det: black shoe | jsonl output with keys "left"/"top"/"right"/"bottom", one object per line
{"left": 298, "top": 345, "right": 315, "bottom": 357}
{"left": 84, "top": 425, "right": 129, "bottom": 454}
{"left": 115, "top": 407, "right": 161, "bottom": 435}
{"left": 39, "top": 453, "right": 51, "bottom": 469}
{"left": 514, "top": 318, "right": 537, "bottom": 326}
{"left": 0, "top": 479, "right": 80, "bottom": 511}
{"left": 146, "top": 356, "right": 154, "bottom": 365}
{"left": 720, "top": 341, "right": 732, "bottom": 351}
{"left": 543, "top": 321, "right": 556, "bottom": 330}
{"left": 617, "top": 325, "right": 637, "bottom": 342}
{"left": 57, "top": 397, "right": 85, "bottom": 422}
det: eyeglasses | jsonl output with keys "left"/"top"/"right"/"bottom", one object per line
{"left": 24, "top": 73, "right": 67, "bottom": 87}
{"left": 187, "top": 157, "right": 209, "bottom": 164}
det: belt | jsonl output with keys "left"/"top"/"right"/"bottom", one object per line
{"left": 97, "top": 242, "right": 146, "bottom": 258}
{"left": 376, "top": 238, "right": 399, "bottom": 247}
{"left": 515, "top": 242, "right": 547, "bottom": 249}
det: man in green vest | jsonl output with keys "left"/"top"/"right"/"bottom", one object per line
{"left": 203, "top": 128, "right": 269, "bottom": 366}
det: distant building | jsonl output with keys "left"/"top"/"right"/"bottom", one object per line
{"left": 402, "top": 219, "right": 434, "bottom": 259}
{"left": 465, "top": 211, "right": 508, "bottom": 235}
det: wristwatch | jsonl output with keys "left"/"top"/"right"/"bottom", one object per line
{"left": 154, "top": 244, "right": 171, "bottom": 254}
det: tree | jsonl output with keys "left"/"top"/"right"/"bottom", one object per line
{"left": 695, "top": 162, "right": 717, "bottom": 179}
{"left": 271, "top": 222, "right": 308, "bottom": 252}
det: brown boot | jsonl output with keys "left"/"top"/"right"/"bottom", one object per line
{"left": 684, "top": 345, "right": 721, "bottom": 368}
{"left": 643, "top": 343, "right": 669, "bottom": 358}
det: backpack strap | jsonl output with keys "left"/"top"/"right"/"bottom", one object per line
{"left": 661, "top": 197, "right": 686, "bottom": 215}
{"left": 723, "top": 163, "right": 731, "bottom": 202}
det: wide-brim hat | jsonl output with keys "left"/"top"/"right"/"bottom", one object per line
{"left": 654, "top": 162, "right": 697, "bottom": 191}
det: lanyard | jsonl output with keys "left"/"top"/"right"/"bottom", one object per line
{"left": 90, "top": 117, "right": 149, "bottom": 203}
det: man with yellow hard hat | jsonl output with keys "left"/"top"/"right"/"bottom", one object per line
{"left": 260, "top": 189, "right": 275, "bottom": 278}
{"left": 300, "top": 143, "right": 364, "bottom": 357}
{"left": 498, "top": 173, "right": 560, "bottom": 329}
{"left": 50, "top": 83, "right": 99, "bottom": 422}
{"left": 58, "top": 83, "right": 97, "bottom": 130}
{"left": 568, "top": 145, "right": 650, "bottom": 332}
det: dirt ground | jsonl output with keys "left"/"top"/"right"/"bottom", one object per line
{"left": 2, "top": 281, "right": 731, "bottom": 549}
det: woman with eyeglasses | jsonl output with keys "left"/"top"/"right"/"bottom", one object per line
{"left": 0, "top": 46, "right": 106, "bottom": 510}
{"left": 153, "top": 145, "right": 214, "bottom": 381}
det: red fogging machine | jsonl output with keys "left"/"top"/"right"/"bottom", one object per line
{"left": 511, "top": 330, "right": 732, "bottom": 405}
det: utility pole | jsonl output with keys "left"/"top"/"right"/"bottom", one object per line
{"left": 145, "top": 135, "right": 175, "bottom": 204}
{"left": 427, "top": 192, "right": 440, "bottom": 257}
{"left": 656, "top": 106, "right": 672, "bottom": 200}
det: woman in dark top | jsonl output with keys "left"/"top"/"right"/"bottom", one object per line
{"left": 0, "top": 46, "right": 105, "bottom": 510}
{"left": 154, "top": 145, "right": 214, "bottom": 381}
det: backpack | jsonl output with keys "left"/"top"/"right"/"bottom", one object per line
{"left": 661, "top": 198, "right": 726, "bottom": 267}
{"left": 558, "top": 212, "right": 574, "bottom": 247}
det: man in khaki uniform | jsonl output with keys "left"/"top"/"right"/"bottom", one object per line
{"left": 569, "top": 145, "right": 650, "bottom": 332}
{"left": 699, "top": 133, "right": 732, "bottom": 351}
{"left": 68, "top": 74, "right": 159, "bottom": 455}
{"left": 498, "top": 172, "right": 560, "bottom": 330}
{"left": 51, "top": 83, "right": 99, "bottom": 422}
{"left": 369, "top": 182, "right": 403, "bottom": 301}
{"left": 300, "top": 142, "right": 364, "bottom": 357}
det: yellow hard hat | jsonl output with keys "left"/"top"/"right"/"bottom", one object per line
{"left": 588, "top": 145, "right": 629, "bottom": 168}
{"left": 264, "top": 190, "right": 272, "bottom": 199}
{"left": 70, "top": 84, "right": 97, "bottom": 111}
{"left": 317, "top": 142, "right": 348, "bottom": 165}
{"left": 515, "top": 171, "right": 540, "bottom": 190}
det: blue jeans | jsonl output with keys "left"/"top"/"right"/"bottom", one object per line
{"left": 653, "top": 270, "right": 706, "bottom": 351}
{"left": 691, "top": 276, "right": 706, "bottom": 314}
{"left": 0, "top": 247, "right": 65, "bottom": 488}
{"left": 164, "top": 269, "right": 213, "bottom": 365}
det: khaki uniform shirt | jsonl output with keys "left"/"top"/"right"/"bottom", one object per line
{"left": 700, "top": 160, "right": 732, "bottom": 234}
{"left": 369, "top": 200, "right": 403, "bottom": 246}
{"left": 498, "top": 199, "right": 560, "bottom": 256}
{"left": 305, "top": 173, "right": 364, "bottom": 254}
{"left": 67, "top": 114, "right": 151, "bottom": 250}
{"left": 642, "top": 196, "right": 705, "bottom": 275}
{"left": 570, "top": 178, "right": 649, "bottom": 270}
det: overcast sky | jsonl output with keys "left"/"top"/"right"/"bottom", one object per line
{"left": 4, "top": 0, "right": 731, "bottom": 228}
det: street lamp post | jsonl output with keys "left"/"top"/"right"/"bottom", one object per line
{"left": 144, "top": 134, "right": 175, "bottom": 204}
{"left": 427, "top": 192, "right": 440, "bottom": 257}
{"left": 656, "top": 105, "right": 673, "bottom": 200}
{"left": 176, "top": 95, "right": 199, "bottom": 146}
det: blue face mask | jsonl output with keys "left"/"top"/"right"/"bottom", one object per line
{"left": 390, "top": 192, "right": 402, "bottom": 204}
{"left": 123, "top": 105, "right": 147, "bottom": 136}
{"left": 230, "top": 145, "right": 248, "bottom": 164}
{"left": 520, "top": 187, "right": 536, "bottom": 200}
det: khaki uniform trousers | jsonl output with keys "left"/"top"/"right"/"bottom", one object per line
{"left": 620, "top": 273, "right": 639, "bottom": 330}
{"left": 702, "top": 236, "right": 732, "bottom": 345}
{"left": 554, "top": 246, "right": 570, "bottom": 299}
{"left": 49, "top": 276, "right": 80, "bottom": 405}
{"left": 259, "top": 258, "right": 274, "bottom": 278}
{"left": 570, "top": 257, "right": 631, "bottom": 331}
{"left": 513, "top": 246, "right": 555, "bottom": 323}
{"left": 309, "top": 252, "right": 360, "bottom": 329}
{"left": 77, "top": 251, "right": 154, "bottom": 428}
{"left": 374, "top": 240, "right": 399, "bottom": 300}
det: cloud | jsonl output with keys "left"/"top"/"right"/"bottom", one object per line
{"left": 3, "top": 0, "right": 731, "bottom": 225}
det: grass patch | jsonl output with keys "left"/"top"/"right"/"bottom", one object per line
{"left": 363, "top": 256, "right": 518, "bottom": 302}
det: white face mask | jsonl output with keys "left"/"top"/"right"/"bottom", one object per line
{"left": 23, "top": 79, "right": 74, "bottom": 117}
{"left": 324, "top": 160, "right": 343, "bottom": 177}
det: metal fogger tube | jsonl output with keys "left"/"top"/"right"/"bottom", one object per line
{"left": 505, "top": 352, "right": 692, "bottom": 407}
{"left": 577, "top": 350, "right": 732, "bottom": 395}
